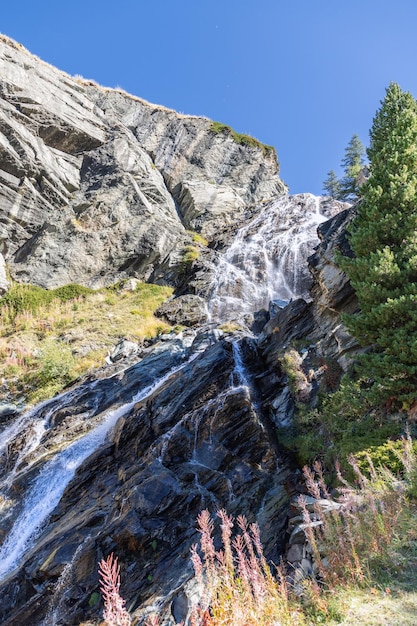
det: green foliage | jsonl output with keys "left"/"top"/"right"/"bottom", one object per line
{"left": 1, "top": 283, "right": 54, "bottom": 316}
{"left": 354, "top": 438, "right": 417, "bottom": 477}
{"left": 339, "top": 134, "right": 366, "bottom": 201}
{"left": 279, "top": 349, "right": 310, "bottom": 402}
{"left": 322, "top": 134, "right": 365, "bottom": 201}
{"left": 186, "top": 230, "right": 209, "bottom": 246}
{"left": 1, "top": 282, "right": 93, "bottom": 320}
{"left": 209, "top": 121, "right": 275, "bottom": 156}
{"left": 181, "top": 244, "right": 200, "bottom": 264}
{"left": 280, "top": 377, "right": 403, "bottom": 474}
{"left": 52, "top": 283, "right": 93, "bottom": 301}
{"left": 88, "top": 591, "right": 100, "bottom": 607}
{"left": 340, "top": 83, "right": 417, "bottom": 404}
{"left": 322, "top": 169, "right": 342, "bottom": 199}
{"left": 36, "top": 339, "right": 76, "bottom": 386}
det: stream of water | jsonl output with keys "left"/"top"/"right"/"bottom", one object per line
{"left": 0, "top": 191, "right": 333, "bottom": 621}
{"left": 208, "top": 193, "right": 327, "bottom": 322}
{"left": 0, "top": 357, "right": 194, "bottom": 581}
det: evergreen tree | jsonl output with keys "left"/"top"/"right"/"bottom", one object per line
{"left": 323, "top": 169, "right": 342, "bottom": 198}
{"left": 341, "top": 83, "right": 417, "bottom": 404}
{"left": 339, "top": 134, "right": 366, "bottom": 201}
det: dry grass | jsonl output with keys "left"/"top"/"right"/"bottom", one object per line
{"left": 0, "top": 282, "right": 173, "bottom": 404}
{"left": 96, "top": 437, "right": 417, "bottom": 625}
{"left": 298, "top": 436, "right": 417, "bottom": 623}
{"left": 145, "top": 510, "right": 306, "bottom": 626}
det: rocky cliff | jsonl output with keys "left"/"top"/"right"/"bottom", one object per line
{"left": 0, "top": 35, "right": 359, "bottom": 626}
{"left": 0, "top": 209, "right": 358, "bottom": 625}
{"left": 0, "top": 35, "right": 284, "bottom": 290}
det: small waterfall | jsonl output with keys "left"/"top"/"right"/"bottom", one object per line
{"left": 0, "top": 358, "right": 193, "bottom": 581}
{"left": 208, "top": 193, "right": 328, "bottom": 322}
{"left": 230, "top": 341, "right": 250, "bottom": 388}
{"left": 44, "top": 535, "right": 91, "bottom": 626}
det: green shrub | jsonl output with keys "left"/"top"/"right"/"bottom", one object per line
{"left": 354, "top": 438, "right": 417, "bottom": 477}
{"left": 52, "top": 283, "right": 93, "bottom": 301}
{"left": 181, "top": 245, "right": 199, "bottom": 264}
{"left": 186, "top": 230, "right": 209, "bottom": 246}
{"left": 1, "top": 283, "right": 54, "bottom": 316}
{"left": 282, "top": 377, "right": 404, "bottom": 475}
{"left": 209, "top": 121, "right": 275, "bottom": 156}
{"left": 1, "top": 282, "right": 94, "bottom": 320}
{"left": 36, "top": 339, "right": 76, "bottom": 386}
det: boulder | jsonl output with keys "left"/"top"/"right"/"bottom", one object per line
{"left": 156, "top": 294, "right": 209, "bottom": 327}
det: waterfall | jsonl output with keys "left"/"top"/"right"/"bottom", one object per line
{"left": 0, "top": 357, "right": 194, "bottom": 581}
{"left": 208, "top": 193, "right": 328, "bottom": 322}
{"left": 230, "top": 341, "right": 250, "bottom": 389}
{"left": 44, "top": 535, "right": 91, "bottom": 626}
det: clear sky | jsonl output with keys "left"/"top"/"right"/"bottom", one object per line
{"left": 1, "top": 1, "right": 417, "bottom": 195}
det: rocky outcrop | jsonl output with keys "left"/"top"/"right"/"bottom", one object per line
{"left": 256, "top": 207, "right": 360, "bottom": 430}
{"left": 0, "top": 35, "right": 284, "bottom": 290}
{"left": 0, "top": 332, "right": 290, "bottom": 625}
{"left": 308, "top": 207, "right": 359, "bottom": 369}
{"left": 156, "top": 294, "right": 209, "bottom": 327}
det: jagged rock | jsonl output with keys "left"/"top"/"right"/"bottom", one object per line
{"left": 286, "top": 543, "right": 304, "bottom": 563}
{"left": 156, "top": 294, "right": 209, "bottom": 327}
{"left": 308, "top": 207, "right": 360, "bottom": 367}
{"left": 0, "top": 35, "right": 284, "bottom": 289}
{"left": 173, "top": 179, "right": 246, "bottom": 239}
{"left": 108, "top": 338, "right": 140, "bottom": 362}
{"left": 0, "top": 334, "right": 290, "bottom": 625}
{"left": 258, "top": 298, "right": 315, "bottom": 368}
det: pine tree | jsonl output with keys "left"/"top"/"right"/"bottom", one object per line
{"left": 339, "top": 134, "right": 365, "bottom": 201}
{"left": 341, "top": 83, "right": 417, "bottom": 404}
{"left": 323, "top": 169, "right": 342, "bottom": 198}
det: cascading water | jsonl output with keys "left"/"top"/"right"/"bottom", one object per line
{"left": 208, "top": 193, "right": 332, "bottom": 322}
{"left": 0, "top": 357, "right": 194, "bottom": 581}
{"left": 0, "top": 190, "right": 340, "bottom": 625}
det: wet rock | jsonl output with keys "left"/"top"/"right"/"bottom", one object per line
{"left": 258, "top": 298, "right": 315, "bottom": 368}
{"left": 0, "top": 335, "right": 290, "bottom": 625}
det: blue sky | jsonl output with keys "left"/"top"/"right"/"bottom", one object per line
{"left": 1, "top": 1, "right": 417, "bottom": 195}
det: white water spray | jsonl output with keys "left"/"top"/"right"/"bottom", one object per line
{"left": 208, "top": 193, "right": 328, "bottom": 322}
{"left": 0, "top": 358, "right": 193, "bottom": 581}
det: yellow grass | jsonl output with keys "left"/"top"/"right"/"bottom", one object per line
{"left": 0, "top": 282, "right": 173, "bottom": 404}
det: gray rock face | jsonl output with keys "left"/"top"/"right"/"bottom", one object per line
{"left": 0, "top": 35, "right": 284, "bottom": 289}
{"left": 0, "top": 333, "right": 289, "bottom": 625}
{"left": 308, "top": 207, "right": 360, "bottom": 368}
{"left": 156, "top": 294, "right": 209, "bottom": 327}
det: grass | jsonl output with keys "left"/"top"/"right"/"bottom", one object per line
{"left": 181, "top": 244, "right": 200, "bottom": 265}
{"left": 209, "top": 121, "right": 276, "bottom": 157}
{"left": 187, "top": 230, "right": 209, "bottom": 247}
{"left": 0, "top": 281, "right": 173, "bottom": 404}
{"left": 296, "top": 436, "right": 417, "bottom": 624}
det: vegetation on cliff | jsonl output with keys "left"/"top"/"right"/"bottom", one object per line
{"left": 209, "top": 121, "right": 276, "bottom": 157}
{"left": 0, "top": 281, "right": 172, "bottom": 404}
